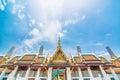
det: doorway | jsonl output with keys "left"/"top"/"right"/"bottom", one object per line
{"left": 52, "top": 69, "right": 66, "bottom": 80}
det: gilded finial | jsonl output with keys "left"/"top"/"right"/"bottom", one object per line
{"left": 58, "top": 34, "right": 61, "bottom": 48}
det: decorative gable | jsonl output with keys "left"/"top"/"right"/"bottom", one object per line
{"left": 48, "top": 37, "right": 70, "bottom": 66}
{"left": 51, "top": 49, "right": 68, "bottom": 63}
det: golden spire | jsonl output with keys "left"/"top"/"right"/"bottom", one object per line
{"left": 57, "top": 34, "right": 61, "bottom": 48}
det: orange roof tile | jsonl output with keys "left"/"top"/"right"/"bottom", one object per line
{"left": 15, "top": 55, "right": 36, "bottom": 64}
{"left": 7, "top": 69, "right": 12, "bottom": 73}
{"left": 16, "top": 61, "right": 32, "bottom": 64}
{"left": 35, "top": 58, "right": 42, "bottom": 62}
{"left": 0, "top": 61, "right": 6, "bottom": 65}
{"left": 106, "top": 68, "right": 120, "bottom": 73}
{"left": 112, "top": 61, "right": 120, "bottom": 67}
{"left": 74, "top": 57, "right": 83, "bottom": 63}
{"left": 33, "top": 57, "right": 45, "bottom": 64}
{"left": 113, "top": 68, "right": 120, "bottom": 73}
{"left": 0, "top": 68, "right": 3, "bottom": 73}
{"left": 82, "top": 55, "right": 98, "bottom": 60}
{"left": 20, "top": 54, "right": 36, "bottom": 61}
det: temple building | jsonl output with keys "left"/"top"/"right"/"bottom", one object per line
{"left": 0, "top": 38, "right": 120, "bottom": 80}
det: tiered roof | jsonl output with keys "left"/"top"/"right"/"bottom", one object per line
{"left": 0, "top": 56, "right": 9, "bottom": 67}
{"left": 32, "top": 57, "right": 45, "bottom": 66}
{"left": 15, "top": 54, "right": 36, "bottom": 65}
{"left": 73, "top": 54, "right": 102, "bottom": 64}
{"left": 0, "top": 54, "right": 45, "bottom": 68}
{"left": 74, "top": 56, "right": 83, "bottom": 63}
{"left": 82, "top": 54, "right": 99, "bottom": 60}
{"left": 112, "top": 60, "right": 120, "bottom": 68}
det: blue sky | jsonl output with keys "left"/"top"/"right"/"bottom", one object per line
{"left": 0, "top": 0, "right": 120, "bottom": 58}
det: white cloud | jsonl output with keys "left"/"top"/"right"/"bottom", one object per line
{"left": 2, "top": 0, "right": 7, "bottom": 6}
{"left": 16, "top": 0, "right": 108, "bottom": 49}
{"left": 29, "top": 19, "right": 36, "bottom": 26}
{"left": 95, "top": 42, "right": 104, "bottom": 46}
{"left": 38, "top": 22, "right": 43, "bottom": 27}
{"left": 105, "top": 33, "right": 111, "bottom": 37}
{"left": 23, "top": 21, "right": 63, "bottom": 48}
{"left": 64, "top": 18, "right": 79, "bottom": 26}
{"left": 0, "top": 0, "right": 5, "bottom": 10}
{"left": 99, "top": 52, "right": 110, "bottom": 59}
{"left": 12, "top": 4, "right": 24, "bottom": 14}
{"left": 9, "top": 0, "right": 16, "bottom": 3}
{"left": 0, "top": 0, "right": 112, "bottom": 54}
{"left": 81, "top": 15, "right": 86, "bottom": 20}
{"left": 57, "top": 32, "right": 64, "bottom": 38}
{"left": 24, "top": 28, "right": 42, "bottom": 48}
{"left": 63, "top": 30, "right": 67, "bottom": 33}
{"left": 104, "top": 52, "right": 109, "bottom": 56}
{"left": 18, "top": 9, "right": 25, "bottom": 20}
{"left": 0, "top": 4, "right": 4, "bottom": 11}
{"left": 10, "top": 3, "right": 25, "bottom": 20}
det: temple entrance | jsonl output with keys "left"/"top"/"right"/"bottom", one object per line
{"left": 52, "top": 69, "right": 66, "bottom": 80}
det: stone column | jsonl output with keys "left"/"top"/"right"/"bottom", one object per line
{"left": 0, "top": 67, "right": 8, "bottom": 80}
{"left": 99, "top": 65, "right": 109, "bottom": 80}
{"left": 87, "top": 67, "right": 93, "bottom": 80}
{"left": 24, "top": 67, "right": 31, "bottom": 80}
{"left": 78, "top": 68, "right": 83, "bottom": 80}
{"left": 66, "top": 67, "right": 72, "bottom": 80}
{"left": 35, "top": 68, "right": 41, "bottom": 80}
{"left": 98, "top": 74, "right": 102, "bottom": 80}
{"left": 47, "top": 67, "right": 52, "bottom": 80}
{"left": 99, "top": 65, "right": 106, "bottom": 77}
{"left": 7, "top": 66, "right": 18, "bottom": 80}
{"left": 16, "top": 74, "right": 20, "bottom": 80}
{"left": 110, "top": 67, "right": 119, "bottom": 80}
